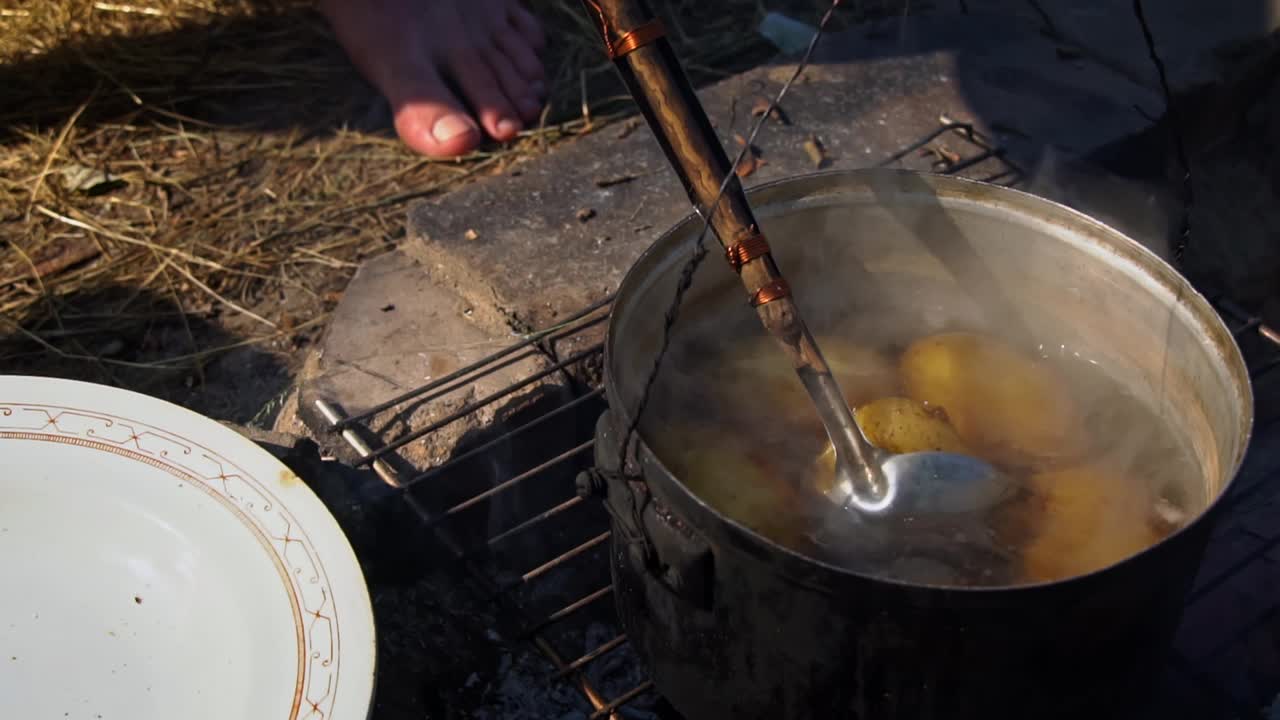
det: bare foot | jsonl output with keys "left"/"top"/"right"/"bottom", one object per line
{"left": 320, "top": 0, "right": 547, "bottom": 158}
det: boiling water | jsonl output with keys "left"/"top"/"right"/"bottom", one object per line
{"left": 643, "top": 302, "right": 1205, "bottom": 588}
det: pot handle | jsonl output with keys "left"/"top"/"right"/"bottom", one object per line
{"left": 577, "top": 414, "right": 715, "bottom": 610}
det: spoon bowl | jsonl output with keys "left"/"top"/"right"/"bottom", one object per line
{"left": 827, "top": 446, "right": 1017, "bottom": 516}
{"left": 800, "top": 362, "right": 1016, "bottom": 520}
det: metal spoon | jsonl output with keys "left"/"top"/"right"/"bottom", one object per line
{"left": 800, "top": 364, "right": 1016, "bottom": 516}
{"left": 581, "top": 0, "right": 1016, "bottom": 519}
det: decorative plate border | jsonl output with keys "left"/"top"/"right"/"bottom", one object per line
{"left": 0, "top": 402, "right": 341, "bottom": 720}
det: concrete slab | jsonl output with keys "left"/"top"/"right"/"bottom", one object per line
{"left": 864, "top": 9, "right": 1280, "bottom": 308}
{"left": 821, "top": 12, "right": 1162, "bottom": 159}
{"left": 1182, "top": 140, "right": 1280, "bottom": 306}
{"left": 285, "top": 249, "right": 567, "bottom": 477}
{"left": 407, "top": 12, "right": 1165, "bottom": 336}
{"left": 951, "top": 0, "right": 1044, "bottom": 22}
{"left": 1031, "top": 0, "right": 1279, "bottom": 95}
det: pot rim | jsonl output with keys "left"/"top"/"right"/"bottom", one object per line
{"left": 603, "top": 167, "right": 1254, "bottom": 594}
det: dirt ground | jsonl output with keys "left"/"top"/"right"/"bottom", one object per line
{"left": 0, "top": 0, "right": 903, "bottom": 425}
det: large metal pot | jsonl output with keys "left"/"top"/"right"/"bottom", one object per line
{"left": 581, "top": 169, "right": 1253, "bottom": 719}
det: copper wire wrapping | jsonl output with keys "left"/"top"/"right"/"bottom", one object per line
{"left": 750, "top": 279, "right": 791, "bottom": 308}
{"left": 611, "top": 19, "right": 666, "bottom": 57}
{"left": 725, "top": 230, "right": 771, "bottom": 272}
{"left": 582, "top": 1, "right": 665, "bottom": 59}
{"left": 583, "top": 0, "right": 616, "bottom": 55}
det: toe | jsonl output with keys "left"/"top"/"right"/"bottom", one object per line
{"left": 320, "top": 0, "right": 482, "bottom": 158}
{"left": 508, "top": 4, "right": 546, "bottom": 52}
{"left": 483, "top": 45, "right": 544, "bottom": 124}
{"left": 446, "top": 49, "right": 525, "bottom": 142}
{"left": 498, "top": 15, "right": 545, "bottom": 84}
{"left": 390, "top": 69, "right": 484, "bottom": 158}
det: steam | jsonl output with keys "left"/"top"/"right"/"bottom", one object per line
{"left": 632, "top": 181, "right": 1204, "bottom": 587}
{"left": 1024, "top": 146, "right": 1174, "bottom": 262}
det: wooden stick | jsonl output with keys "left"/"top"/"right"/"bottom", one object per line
{"left": 579, "top": 0, "right": 830, "bottom": 376}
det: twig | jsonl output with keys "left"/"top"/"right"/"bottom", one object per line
{"left": 119, "top": 258, "right": 172, "bottom": 313}
{"left": 92, "top": 2, "right": 167, "bottom": 16}
{"left": 0, "top": 242, "right": 102, "bottom": 287}
{"left": 156, "top": 254, "right": 278, "bottom": 329}
{"left": 33, "top": 205, "right": 274, "bottom": 329}
{"left": 1, "top": 244, "right": 100, "bottom": 379}
{"left": 291, "top": 246, "right": 359, "bottom": 269}
{"left": 0, "top": 315, "right": 327, "bottom": 370}
{"left": 33, "top": 204, "right": 271, "bottom": 280}
{"left": 75, "top": 49, "right": 144, "bottom": 106}
{"left": 628, "top": 198, "right": 647, "bottom": 221}
{"left": 26, "top": 88, "right": 97, "bottom": 220}
{"left": 151, "top": 248, "right": 201, "bottom": 368}
{"left": 290, "top": 156, "right": 502, "bottom": 230}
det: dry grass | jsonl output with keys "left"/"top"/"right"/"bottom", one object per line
{"left": 0, "top": 0, "right": 894, "bottom": 416}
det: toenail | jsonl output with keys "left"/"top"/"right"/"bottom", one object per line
{"left": 497, "top": 118, "right": 520, "bottom": 136}
{"left": 432, "top": 115, "right": 477, "bottom": 143}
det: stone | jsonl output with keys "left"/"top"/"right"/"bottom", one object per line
{"left": 1179, "top": 145, "right": 1280, "bottom": 306}
{"left": 843, "top": 10, "right": 1280, "bottom": 327}
{"left": 1253, "top": 365, "right": 1280, "bottom": 432}
{"left": 821, "top": 12, "right": 1162, "bottom": 161}
{"left": 955, "top": 0, "right": 1043, "bottom": 21}
{"left": 270, "top": 383, "right": 311, "bottom": 439}
{"left": 1030, "top": 0, "right": 1280, "bottom": 96}
{"left": 1167, "top": 63, "right": 1280, "bottom": 311}
{"left": 220, "top": 421, "right": 304, "bottom": 456}
{"left": 407, "top": 12, "right": 1166, "bottom": 341}
{"left": 284, "top": 249, "right": 567, "bottom": 481}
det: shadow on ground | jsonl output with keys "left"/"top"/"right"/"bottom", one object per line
{"left": 809, "top": 1, "right": 1280, "bottom": 306}
{"left": 0, "top": 284, "right": 296, "bottom": 425}
{"left": 0, "top": 4, "right": 397, "bottom": 144}
{"left": 0, "top": 0, "right": 813, "bottom": 146}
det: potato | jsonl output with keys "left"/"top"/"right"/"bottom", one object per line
{"left": 899, "top": 331, "right": 1087, "bottom": 469}
{"left": 823, "top": 337, "right": 902, "bottom": 407}
{"left": 720, "top": 335, "right": 797, "bottom": 396}
{"left": 854, "top": 396, "right": 970, "bottom": 455}
{"left": 1020, "top": 463, "right": 1162, "bottom": 583}
{"left": 712, "top": 336, "right": 805, "bottom": 430}
{"left": 810, "top": 396, "right": 969, "bottom": 494}
{"left": 661, "top": 427, "right": 804, "bottom": 546}
{"left": 720, "top": 335, "right": 899, "bottom": 435}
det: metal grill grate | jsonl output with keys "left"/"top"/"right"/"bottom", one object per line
{"left": 314, "top": 123, "right": 1280, "bottom": 718}
{"left": 314, "top": 296, "right": 660, "bottom": 719}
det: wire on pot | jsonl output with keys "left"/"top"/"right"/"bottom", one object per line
{"left": 614, "top": 0, "right": 847, "bottom": 475}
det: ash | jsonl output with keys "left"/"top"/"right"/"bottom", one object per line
{"left": 369, "top": 564, "right": 656, "bottom": 720}
{"left": 467, "top": 624, "right": 658, "bottom": 720}
{"left": 580, "top": 623, "right": 660, "bottom": 720}
{"left": 370, "top": 575, "right": 499, "bottom": 719}
{"left": 472, "top": 646, "right": 590, "bottom": 720}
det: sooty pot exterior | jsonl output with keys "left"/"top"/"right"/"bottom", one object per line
{"left": 586, "top": 170, "right": 1253, "bottom": 720}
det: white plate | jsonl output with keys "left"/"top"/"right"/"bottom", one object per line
{"left": 0, "top": 376, "right": 375, "bottom": 720}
